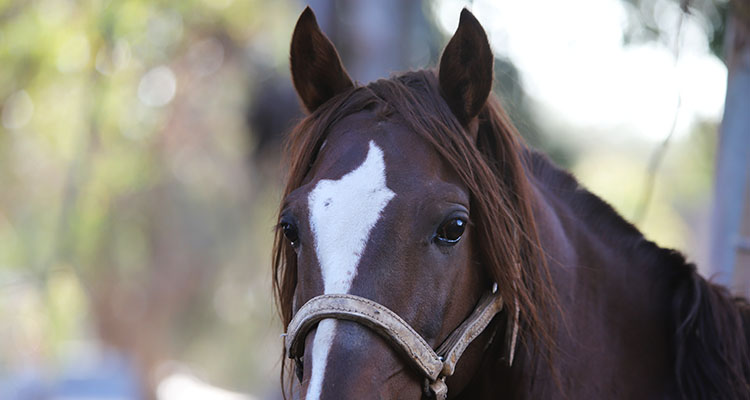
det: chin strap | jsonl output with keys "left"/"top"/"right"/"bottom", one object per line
{"left": 285, "top": 288, "right": 516, "bottom": 399}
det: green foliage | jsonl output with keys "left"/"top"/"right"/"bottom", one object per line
{"left": 0, "top": 0, "right": 292, "bottom": 394}
{"left": 621, "top": 0, "right": 728, "bottom": 60}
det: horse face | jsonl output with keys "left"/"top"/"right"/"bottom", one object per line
{"left": 281, "top": 112, "right": 483, "bottom": 399}
{"left": 281, "top": 7, "right": 495, "bottom": 399}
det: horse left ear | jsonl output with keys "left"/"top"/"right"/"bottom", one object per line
{"left": 438, "top": 9, "right": 494, "bottom": 126}
{"left": 290, "top": 7, "right": 354, "bottom": 113}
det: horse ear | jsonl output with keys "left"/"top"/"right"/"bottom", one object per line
{"left": 290, "top": 7, "right": 354, "bottom": 113}
{"left": 438, "top": 9, "right": 494, "bottom": 126}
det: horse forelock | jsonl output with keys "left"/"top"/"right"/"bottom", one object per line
{"left": 273, "top": 69, "right": 560, "bottom": 394}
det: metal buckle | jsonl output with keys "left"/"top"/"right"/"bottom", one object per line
{"left": 427, "top": 376, "right": 447, "bottom": 400}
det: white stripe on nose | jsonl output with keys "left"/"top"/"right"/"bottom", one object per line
{"left": 306, "top": 141, "right": 395, "bottom": 399}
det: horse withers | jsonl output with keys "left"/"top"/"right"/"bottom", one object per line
{"left": 272, "top": 7, "right": 750, "bottom": 399}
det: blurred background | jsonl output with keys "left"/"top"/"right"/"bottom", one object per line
{"left": 0, "top": 0, "right": 747, "bottom": 399}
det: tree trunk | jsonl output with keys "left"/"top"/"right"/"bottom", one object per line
{"left": 708, "top": 2, "right": 750, "bottom": 294}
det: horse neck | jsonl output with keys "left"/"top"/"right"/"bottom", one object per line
{"left": 508, "top": 152, "right": 750, "bottom": 399}
{"left": 509, "top": 155, "right": 678, "bottom": 398}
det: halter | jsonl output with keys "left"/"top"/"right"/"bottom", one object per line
{"left": 284, "top": 284, "right": 519, "bottom": 399}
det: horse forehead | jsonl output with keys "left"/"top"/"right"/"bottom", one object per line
{"left": 317, "top": 117, "right": 439, "bottom": 181}
{"left": 307, "top": 140, "right": 396, "bottom": 294}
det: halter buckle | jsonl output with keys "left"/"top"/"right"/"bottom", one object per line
{"left": 427, "top": 376, "right": 447, "bottom": 400}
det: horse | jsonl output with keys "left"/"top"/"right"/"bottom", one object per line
{"left": 272, "top": 7, "right": 750, "bottom": 399}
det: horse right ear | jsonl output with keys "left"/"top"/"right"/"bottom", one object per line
{"left": 290, "top": 7, "right": 354, "bottom": 113}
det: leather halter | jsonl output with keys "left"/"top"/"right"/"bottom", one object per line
{"left": 285, "top": 286, "right": 518, "bottom": 399}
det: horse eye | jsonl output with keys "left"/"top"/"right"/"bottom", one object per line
{"left": 281, "top": 221, "right": 299, "bottom": 246}
{"left": 435, "top": 217, "right": 466, "bottom": 245}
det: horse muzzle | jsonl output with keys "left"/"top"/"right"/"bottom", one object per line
{"left": 285, "top": 289, "right": 514, "bottom": 399}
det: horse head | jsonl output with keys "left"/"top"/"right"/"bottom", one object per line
{"left": 272, "top": 7, "right": 550, "bottom": 399}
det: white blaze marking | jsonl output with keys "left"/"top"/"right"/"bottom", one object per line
{"left": 306, "top": 141, "right": 395, "bottom": 399}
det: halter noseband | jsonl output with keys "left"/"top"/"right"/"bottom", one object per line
{"left": 285, "top": 285, "right": 518, "bottom": 399}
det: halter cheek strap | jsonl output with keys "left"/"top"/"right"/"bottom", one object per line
{"left": 285, "top": 290, "right": 515, "bottom": 399}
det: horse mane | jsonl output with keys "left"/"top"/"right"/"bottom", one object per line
{"left": 527, "top": 151, "right": 750, "bottom": 399}
{"left": 670, "top": 266, "right": 750, "bottom": 398}
{"left": 272, "top": 69, "right": 559, "bottom": 390}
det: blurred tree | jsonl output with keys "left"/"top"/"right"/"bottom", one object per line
{"left": 621, "top": 0, "right": 750, "bottom": 289}
{"left": 0, "top": 1, "right": 292, "bottom": 398}
{"left": 707, "top": 0, "right": 750, "bottom": 292}
{"left": 622, "top": 0, "right": 728, "bottom": 57}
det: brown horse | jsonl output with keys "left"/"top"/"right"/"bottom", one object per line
{"left": 272, "top": 7, "right": 750, "bottom": 399}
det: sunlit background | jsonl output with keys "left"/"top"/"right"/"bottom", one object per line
{"left": 0, "top": 0, "right": 736, "bottom": 399}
